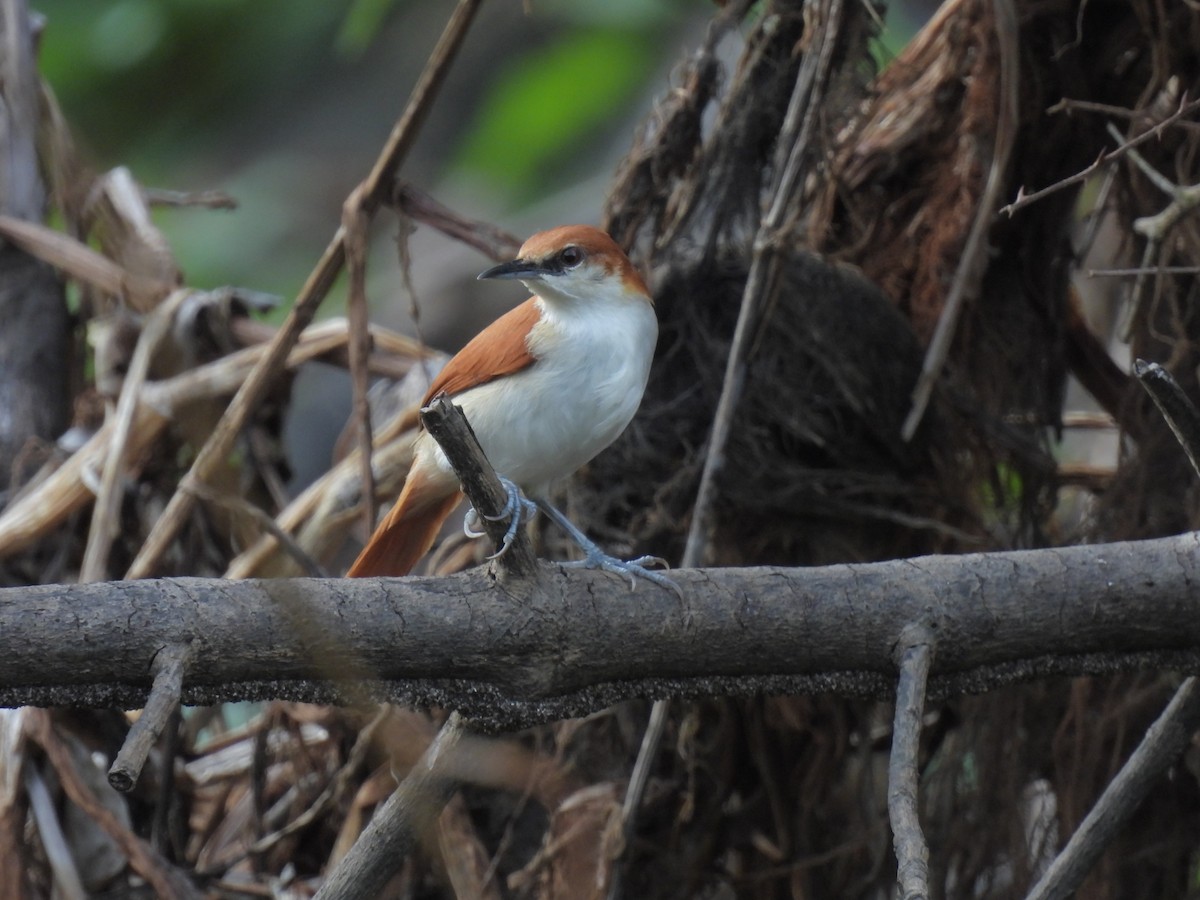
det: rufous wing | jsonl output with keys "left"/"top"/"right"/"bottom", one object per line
{"left": 348, "top": 297, "right": 541, "bottom": 577}
{"left": 421, "top": 297, "right": 540, "bottom": 402}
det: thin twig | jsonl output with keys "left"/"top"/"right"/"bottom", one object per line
{"left": 901, "top": 0, "right": 1019, "bottom": 440}
{"left": 1106, "top": 121, "right": 1180, "bottom": 197}
{"left": 1047, "top": 97, "right": 1143, "bottom": 119}
{"left": 1088, "top": 266, "right": 1200, "bottom": 277}
{"left": 1134, "top": 360, "right": 1200, "bottom": 478}
{"left": 1046, "top": 96, "right": 1200, "bottom": 133}
{"left": 124, "top": 0, "right": 485, "bottom": 579}
{"left": 313, "top": 712, "right": 467, "bottom": 900}
{"left": 391, "top": 182, "right": 521, "bottom": 261}
{"left": 108, "top": 641, "right": 193, "bottom": 792}
{"left": 1000, "top": 94, "right": 1200, "bottom": 217}
{"left": 343, "top": 188, "right": 377, "bottom": 537}
{"left": 619, "top": 696, "right": 669, "bottom": 835}
{"left": 1025, "top": 678, "right": 1200, "bottom": 900}
{"left": 79, "top": 288, "right": 192, "bottom": 583}
{"left": 143, "top": 186, "right": 238, "bottom": 210}
{"left": 420, "top": 396, "right": 539, "bottom": 580}
{"left": 185, "top": 481, "right": 326, "bottom": 577}
{"left": 888, "top": 625, "right": 934, "bottom": 900}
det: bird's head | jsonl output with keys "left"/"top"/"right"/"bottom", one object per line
{"left": 477, "top": 225, "right": 650, "bottom": 307}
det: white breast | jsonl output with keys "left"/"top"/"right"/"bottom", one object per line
{"left": 431, "top": 291, "right": 657, "bottom": 497}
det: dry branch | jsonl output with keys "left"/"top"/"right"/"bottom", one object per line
{"left": 421, "top": 396, "right": 538, "bottom": 579}
{"left": 999, "top": 94, "right": 1200, "bottom": 217}
{"left": 314, "top": 713, "right": 466, "bottom": 900}
{"left": 2, "top": 534, "right": 1200, "bottom": 726}
{"left": 124, "top": 0, "right": 484, "bottom": 579}
{"left": 0, "top": 319, "right": 403, "bottom": 560}
{"left": 1025, "top": 678, "right": 1200, "bottom": 900}
{"left": 107, "top": 641, "right": 192, "bottom": 792}
{"left": 888, "top": 626, "right": 934, "bottom": 900}
{"left": 390, "top": 182, "right": 521, "bottom": 261}
{"left": 1136, "top": 359, "right": 1200, "bottom": 482}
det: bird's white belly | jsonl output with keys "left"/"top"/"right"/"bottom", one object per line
{"left": 428, "top": 299, "right": 656, "bottom": 496}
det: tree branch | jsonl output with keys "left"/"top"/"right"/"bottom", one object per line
{"left": 999, "top": 94, "right": 1200, "bottom": 217}
{"left": 900, "top": 0, "right": 1019, "bottom": 440}
{"left": 1136, "top": 359, "right": 1200, "bottom": 476}
{"left": 314, "top": 712, "right": 466, "bottom": 900}
{"left": 3, "top": 535, "right": 1200, "bottom": 726}
{"left": 1024, "top": 677, "right": 1200, "bottom": 900}
{"left": 420, "top": 396, "right": 538, "bottom": 579}
{"left": 107, "top": 641, "right": 193, "bottom": 792}
{"left": 888, "top": 625, "right": 934, "bottom": 900}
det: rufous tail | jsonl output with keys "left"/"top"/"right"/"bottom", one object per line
{"left": 346, "top": 467, "right": 462, "bottom": 577}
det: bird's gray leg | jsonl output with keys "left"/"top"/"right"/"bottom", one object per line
{"left": 534, "top": 498, "right": 683, "bottom": 599}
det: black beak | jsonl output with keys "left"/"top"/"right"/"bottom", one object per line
{"left": 477, "top": 258, "right": 544, "bottom": 281}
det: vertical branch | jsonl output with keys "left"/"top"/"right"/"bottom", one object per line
{"left": 0, "top": 0, "right": 70, "bottom": 479}
{"left": 124, "top": 0, "right": 485, "bottom": 579}
{"left": 889, "top": 625, "right": 934, "bottom": 900}
{"left": 900, "top": 0, "right": 1019, "bottom": 439}
{"left": 343, "top": 193, "right": 377, "bottom": 535}
{"left": 313, "top": 713, "right": 466, "bottom": 900}
{"left": 420, "top": 397, "right": 538, "bottom": 579}
{"left": 683, "top": 0, "right": 844, "bottom": 566}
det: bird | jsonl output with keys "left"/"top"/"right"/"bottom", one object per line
{"left": 346, "top": 224, "right": 677, "bottom": 594}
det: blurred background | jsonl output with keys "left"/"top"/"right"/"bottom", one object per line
{"left": 31, "top": 0, "right": 922, "bottom": 487}
{"left": 38, "top": 0, "right": 714, "bottom": 324}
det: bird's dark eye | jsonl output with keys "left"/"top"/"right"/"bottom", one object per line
{"left": 559, "top": 246, "right": 584, "bottom": 268}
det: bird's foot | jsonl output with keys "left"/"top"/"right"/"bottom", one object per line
{"left": 561, "top": 550, "right": 683, "bottom": 599}
{"left": 536, "top": 499, "right": 683, "bottom": 599}
{"left": 462, "top": 475, "right": 538, "bottom": 560}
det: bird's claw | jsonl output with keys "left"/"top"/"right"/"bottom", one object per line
{"left": 463, "top": 508, "right": 485, "bottom": 539}
{"left": 562, "top": 550, "right": 684, "bottom": 600}
{"left": 462, "top": 476, "right": 537, "bottom": 560}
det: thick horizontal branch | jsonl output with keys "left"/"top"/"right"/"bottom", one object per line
{"left": 3, "top": 533, "right": 1200, "bottom": 727}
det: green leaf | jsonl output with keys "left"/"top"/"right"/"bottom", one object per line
{"left": 454, "top": 28, "right": 656, "bottom": 201}
{"left": 336, "top": 0, "right": 402, "bottom": 57}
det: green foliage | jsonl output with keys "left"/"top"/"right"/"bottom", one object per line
{"left": 336, "top": 0, "right": 403, "bottom": 58}
{"left": 980, "top": 462, "right": 1026, "bottom": 513}
{"left": 36, "top": 0, "right": 344, "bottom": 174}
{"left": 29, "top": 0, "right": 696, "bottom": 305}
{"left": 454, "top": 27, "right": 658, "bottom": 204}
